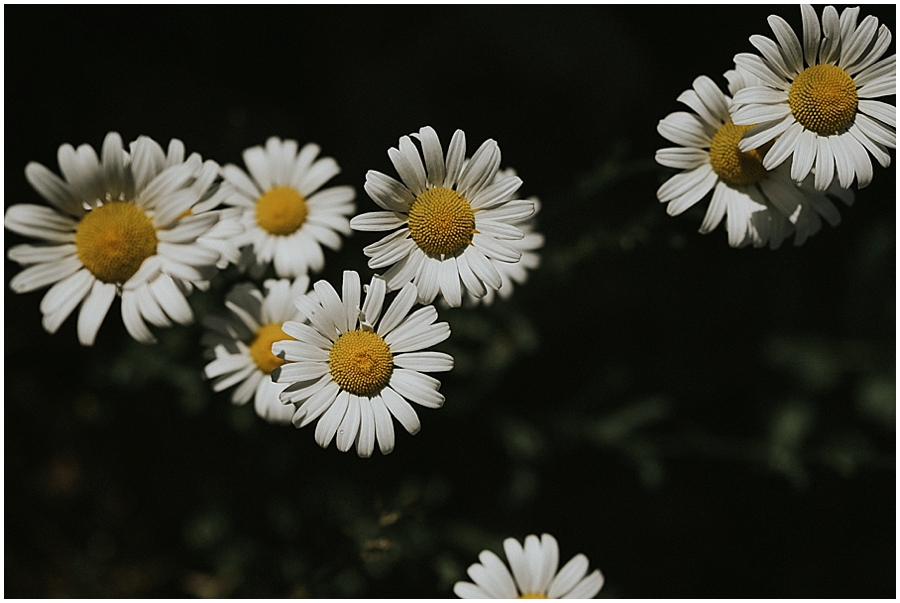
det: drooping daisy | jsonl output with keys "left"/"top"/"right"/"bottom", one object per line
{"left": 453, "top": 533, "right": 604, "bottom": 599}
{"left": 5, "top": 132, "right": 228, "bottom": 345}
{"left": 350, "top": 126, "right": 536, "bottom": 307}
{"left": 271, "top": 270, "right": 452, "bottom": 457}
{"left": 656, "top": 72, "right": 853, "bottom": 248}
{"left": 467, "top": 169, "right": 544, "bottom": 306}
{"left": 219, "top": 137, "right": 356, "bottom": 278}
{"left": 202, "top": 277, "right": 310, "bottom": 425}
{"left": 731, "top": 4, "right": 896, "bottom": 190}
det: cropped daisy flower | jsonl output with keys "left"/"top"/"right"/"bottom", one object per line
{"left": 203, "top": 277, "right": 310, "bottom": 425}
{"left": 731, "top": 4, "right": 896, "bottom": 190}
{"left": 6, "top": 132, "right": 227, "bottom": 345}
{"left": 219, "top": 137, "right": 356, "bottom": 278}
{"left": 453, "top": 533, "right": 604, "bottom": 599}
{"left": 656, "top": 72, "right": 853, "bottom": 248}
{"left": 350, "top": 126, "right": 536, "bottom": 307}
{"left": 271, "top": 270, "right": 452, "bottom": 457}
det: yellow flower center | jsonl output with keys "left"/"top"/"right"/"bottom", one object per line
{"left": 708, "top": 121, "right": 771, "bottom": 186}
{"left": 519, "top": 594, "right": 548, "bottom": 599}
{"left": 74, "top": 201, "right": 158, "bottom": 284}
{"left": 329, "top": 329, "right": 394, "bottom": 396}
{"left": 407, "top": 187, "right": 476, "bottom": 256}
{"left": 256, "top": 186, "right": 308, "bottom": 235}
{"left": 248, "top": 323, "right": 294, "bottom": 374}
{"left": 788, "top": 64, "right": 858, "bottom": 134}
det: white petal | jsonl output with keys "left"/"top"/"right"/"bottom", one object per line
{"left": 471, "top": 551, "right": 518, "bottom": 599}
{"left": 388, "top": 369, "right": 444, "bottom": 408}
{"left": 749, "top": 35, "right": 794, "bottom": 80}
{"left": 658, "top": 165, "right": 717, "bottom": 215}
{"left": 381, "top": 386, "right": 421, "bottom": 435}
{"left": 24, "top": 162, "right": 82, "bottom": 217}
{"left": 377, "top": 281, "right": 418, "bottom": 336}
{"left": 790, "top": 129, "right": 818, "bottom": 182}
{"left": 800, "top": 4, "right": 821, "bottom": 67}
{"left": 149, "top": 274, "right": 194, "bottom": 325}
{"left": 76, "top": 280, "right": 117, "bottom": 346}
{"left": 416, "top": 126, "right": 445, "bottom": 188}
{"left": 733, "top": 53, "right": 790, "bottom": 90}
{"left": 5, "top": 204, "right": 77, "bottom": 242}
{"left": 858, "top": 100, "right": 896, "bottom": 129}
{"left": 730, "top": 101, "right": 792, "bottom": 126}
{"left": 444, "top": 129, "right": 466, "bottom": 188}
{"left": 360, "top": 275, "right": 387, "bottom": 327}
{"left": 363, "top": 170, "right": 415, "bottom": 212}
{"left": 503, "top": 538, "right": 532, "bottom": 595}
{"left": 657, "top": 111, "right": 709, "bottom": 148}
{"left": 814, "top": 136, "right": 836, "bottom": 191}
{"left": 8, "top": 254, "right": 82, "bottom": 293}
{"left": 698, "top": 181, "right": 729, "bottom": 234}
{"left": 121, "top": 288, "right": 156, "bottom": 343}
{"left": 350, "top": 211, "right": 407, "bottom": 232}
{"left": 370, "top": 395, "right": 395, "bottom": 455}
{"left": 336, "top": 394, "right": 361, "bottom": 452}
{"left": 547, "top": 554, "right": 590, "bottom": 599}
{"left": 453, "top": 582, "right": 489, "bottom": 599}
{"left": 561, "top": 570, "right": 605, "bottom": 599}
{"left": 463, "top": 246, "right": 502, "bottom": 291}
{"left": 389, "top": 137, "right": 427, "bottom": 196}
{"left": 762, "top": 121, "right": 805, "bottom": 170}
{"left": 655, "top": 147, "right": 709, "bottom": 170}
{"left": 295, "top": 379, "right": 341, "bottom": 427}
{"left": 273, "top": 361, "right": 329, "bottom": 383}
{"left": 767, "top": 14, "right": 803, "bottom": 75}
{"left": 40, "top": 269, "right": 94, "bottom": 334}
{"left": 437, "top": 255, "right": 462, "bottom": 308}
{"left": 314, "top": 389, "right": 349, "bottom": 448}
{"left": 355, "top": 396, "right": 376, "bottom": 458}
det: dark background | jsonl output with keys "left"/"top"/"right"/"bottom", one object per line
{"left": 5, "top": 5, "right": 896, "bottom": 598}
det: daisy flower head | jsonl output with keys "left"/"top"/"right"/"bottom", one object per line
{"left": 6, "top": 132, "right": 229, "bottom": 345}
{"left": 271, "top": 270, "right": 453, "bottom": 457}
{"left": 453, "top": 533, "right": 604, "bottom": 599}
{"left": 219, "top": 137, "right": 356, "bottom": 278}
{"left": 656, "top": 71, "right": 853, "bottom": 248}
{"left": 350, "top": 126, "right": 536, "bottom": 307}
{"left": 202, "top": 276, "right": 310, "bottom": 425}
{"left": 731, "top": 4, "right": 896, "bottom": 190}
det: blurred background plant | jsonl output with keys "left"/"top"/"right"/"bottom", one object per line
{"left": 4, "top": 5, "right": 895, "bottom": 598}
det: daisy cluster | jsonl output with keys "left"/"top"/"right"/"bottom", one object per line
{"left": 5, "top": 126, "right": 544, "bottom": 457}
{"left": 657, "top": 4, "right": 895, "bottom": 248}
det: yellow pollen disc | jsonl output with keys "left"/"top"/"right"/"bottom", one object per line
{"left": 249, "top": 323, "right": 294, "bottom": 374}
{"left": 408, "top": 187, "right": 476, "bottom": 256}
{"left": 788, "top": 64, "right": 858, "bottom": 134}
{"left": 256, "top": 186, "right": 308, "bottom": 236}
{"left": 328, "top": 329, "right": 393, "bottom": 396}
{"left": 708, "top": 121, "right": 772, "bottom": 186}
{"left": 74, "top": 201, "right": 158, "bottom": 284}
{"left": 519, "top": 594, "right": 548, "bottom": 599}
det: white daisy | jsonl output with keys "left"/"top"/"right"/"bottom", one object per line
{"left": 453, "top": 533, "right": 604, "bottom": 599}
{"left": 5, "top": 132, "right": 228, "bottom": 345}
{"left": 656, "top": 72, "right": 853, "bottom": 248}
{"left": 731, "top": 4, "right": 896, "bottom": 190}
{"left": 350, "top": 126, "right": 536, "bottom": 307}
{"left": 219, "top": 137, "right": 356, "bottom": 278}
{"left": 203, "top": 277, "right": 310, "bottom": 425}
{"left": 271, "top": 270, "right": 453, "bottom": 457}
